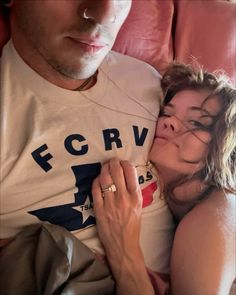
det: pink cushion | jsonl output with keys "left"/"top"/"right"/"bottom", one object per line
{"left": 113, "top": 0, "right": 174, "bottom": 74}
{"left": 174, "top": 0, "right": 236, "bottom": 83}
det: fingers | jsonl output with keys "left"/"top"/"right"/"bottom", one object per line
{"left": 92, "top": 159, "right": 141, "bottom": 211}
{"left": 98, "top": 163, "right": 118, "bottom": 212}
{"left": 100, "top": 159, "right": 140, "bottom": 196}
{"left": 99, "top": 159, "right": 127, "bottom": 202}
{"left": 120, "top": 160, "right": 139, "bottom": 193}
{"left": 106, "top": 159, "right": 139, "bottom": 193}
{"left": 108, "top": 159, "right": 126, "bottom": 193}
{"left": 92, "top": 177, "right": 104, "bottom": 213}
{"left": 99, "top": 163, "right": 114, "bottom": 196}
{"left": 121, "top": 161, "right": 142, "bottom": 209}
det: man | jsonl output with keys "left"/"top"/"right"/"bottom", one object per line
{"left": 1, "top": 0, "right": 175, "bottom": 275}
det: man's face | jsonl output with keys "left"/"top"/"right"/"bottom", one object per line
{"left": 11, "top": 0, "right": 132, "bottom": 79}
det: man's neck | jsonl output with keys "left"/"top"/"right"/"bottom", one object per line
{"left": 11, "top": 36, "right": 94, "bottom": 91}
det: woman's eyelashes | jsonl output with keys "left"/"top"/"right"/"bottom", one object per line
{"left": 159, "top": 108, "right": 211, "bottom": 131}
{"left": 159, "top": 109, "right": 171, "bottom": 117}
{"left": 188, "top": 114, "right": 215, "bottom": 131}
{"left": 187, "top": 120, "right": 208, "bottom": 130}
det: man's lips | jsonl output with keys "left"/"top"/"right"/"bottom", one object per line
{"left": 68, "top": 37, "right": 108, "bottom": 53}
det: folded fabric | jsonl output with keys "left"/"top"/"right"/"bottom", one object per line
{"left": 0, "top": 223, "right": 115, "bottom": 295}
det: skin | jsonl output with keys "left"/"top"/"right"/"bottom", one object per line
{"left": 9, "top": 0, "right": 132, "bottom": 89}
{"left": 170, "top": 189, "right": 235, "bottom": 295}
{"left": 92, "top": 91, "right": 235, "bottom": 294}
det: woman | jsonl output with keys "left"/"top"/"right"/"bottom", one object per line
{"left": 92, "top": 63, "right": 236, "bottom": 295}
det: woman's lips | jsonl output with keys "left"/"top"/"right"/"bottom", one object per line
{"left": 155, "top": 136, "right": 168, "bottom": 141}
{"left": 153, "top": 136, "right": 168, "bottom": 145}
{"left": 155, "top": 136, "right": 179, "bottom": 148}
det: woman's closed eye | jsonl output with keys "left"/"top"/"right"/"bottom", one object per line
{"left": 159, "top": 109, "right": 171, "bottom": 117}
{"left": 188, "top": 120, "right": 206, "bottom": 129}
{"left": 187, "top": 117, "right": 214, "bottom": 131}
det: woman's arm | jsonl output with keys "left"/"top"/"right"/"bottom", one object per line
{"left": 170, "top": 190, "right": 235, "bottom": 295}
{"left": 92, "top": 159, "right": 155, "bottom": 295}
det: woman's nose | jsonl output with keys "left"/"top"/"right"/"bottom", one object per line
{"left": 81, "top": 0, "right": 117, "bottom": 25}
{"left": 163, "top": 115, "right": 183, "bottom": 133}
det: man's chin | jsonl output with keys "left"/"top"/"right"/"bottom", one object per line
{"left": 49, "top": 62, "right": 98, "bottom": 80}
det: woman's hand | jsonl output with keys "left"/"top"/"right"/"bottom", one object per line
{"left": 92, "top": 159, "right": 143, "bottom": 273}
{"left": 92, "top": 159, "right": 156, "bottom": 295}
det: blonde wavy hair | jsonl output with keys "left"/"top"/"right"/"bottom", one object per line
{"left": 161, "top": 63, "right": 236, "bottom": 195}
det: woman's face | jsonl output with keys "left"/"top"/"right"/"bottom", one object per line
{"left": 149, "top": 89, "right": 221, "bottom": 176}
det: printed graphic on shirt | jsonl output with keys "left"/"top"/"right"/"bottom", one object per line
{"left": 29, "top": 163, "right": 158, "bottom": 232}
{"left": 142, "top": 182, "right": 157, "bottom": 208}
{"left": 31, "top": 126, "right": 149, "bottom": 173}
{"left": 138, "top": 168, "right": 158, "bottom": 208}
{"left": 29, "top": 163, "right": 101, "bottom": 231}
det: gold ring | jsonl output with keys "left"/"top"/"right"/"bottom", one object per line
{"left": 101, "top": 184, "right": 117, "bottom": 194}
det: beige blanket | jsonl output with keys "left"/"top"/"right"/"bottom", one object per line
{"left": 0, "top": 224, "right": 115, "bottom": 295}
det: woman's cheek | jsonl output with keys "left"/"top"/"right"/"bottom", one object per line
{"left": 181, "top": 132, "right": 211, "bottom": 163}
{"left": 192, "top": 130, "right": 212, "bottom": 145}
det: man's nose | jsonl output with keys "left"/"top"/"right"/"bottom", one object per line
{"left": 82, "top": 0, "right": 117, "bottom": 25}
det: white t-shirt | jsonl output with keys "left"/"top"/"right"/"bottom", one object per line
{"left": 0, "top": 41, "right": 174, "bottom": 273}
{"left": 138, "top": 163, "right": 175, "bottom": 273}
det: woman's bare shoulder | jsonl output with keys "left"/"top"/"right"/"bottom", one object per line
{"left": 180, "top": 189, "right": 235, "bottom": 232}
{"left": 171, "top": 190, "right": 235, "bottom": 294}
